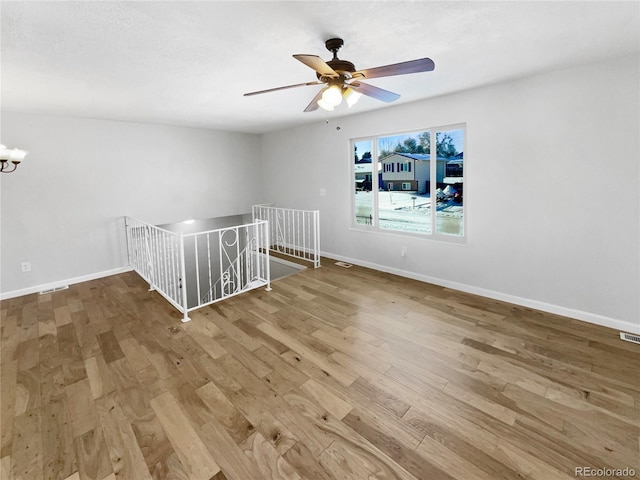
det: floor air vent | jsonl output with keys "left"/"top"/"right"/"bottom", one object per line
{"left": 335, "top": 261, "right": 353, "bottom": 268}
{"left": 620, "top": 332, "right": 640, "bottom": 344}
{"left": 40, "top": 285, "right": 69, "bottom": 295}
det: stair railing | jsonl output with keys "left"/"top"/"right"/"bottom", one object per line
{"left": 252, "top": 204, "right": 320, "bottom": 268}
{"left": 125, "top": 217, "right": 271, "bottom": 322}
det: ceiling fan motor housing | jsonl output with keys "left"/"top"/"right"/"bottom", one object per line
{"left": 317, "top": 38, "right": 356, "bottom": 81}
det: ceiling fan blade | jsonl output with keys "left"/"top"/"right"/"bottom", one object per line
{"left": 293, "top": 54, "right": 338, "bottom": 77}
{"left": 244, "top": 81, "right": 322, "bottom": 97}
{"left": 354, "top": 57, "right": 435, "bottom": 80}
{"left": 303, "top": 88, "right": 325, "bottom": 112}
{"left": 350, "top": 81, "right": 400, "bottom": 103}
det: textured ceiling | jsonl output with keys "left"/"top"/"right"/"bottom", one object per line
{"left": 1, "top": 1, "right": 638, "bottom": 134}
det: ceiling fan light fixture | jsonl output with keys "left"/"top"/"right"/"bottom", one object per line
{"left": 343, "top": 88, "right": 362, "bottom": 108}
{"left": 317, "top": 97, "right": 335, "bottom": 111}
{"left": 322, "top": 85, "right": 343, "bottom": 107}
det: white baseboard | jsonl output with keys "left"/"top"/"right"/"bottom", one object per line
{"left": 3, "top": 256, "right": 638, "bottom": 336}
{"left": 0, "top": 266, "right": 133, "bottom": 301}
{"left": 323, "top": 251, "right": 640, "bottom": 335}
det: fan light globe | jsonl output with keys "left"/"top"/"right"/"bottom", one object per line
{"left": 343, "top": 88, "right": 363, "bottom": 108}
{"left": 317, "top": 98, "right": 334, "bottom": 111}
{"left": 322, "top": 85, "right": 343, "bottom": 107}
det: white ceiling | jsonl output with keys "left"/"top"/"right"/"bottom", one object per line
{"left": 1, "top": 1, "right": 638, "bottom": 134}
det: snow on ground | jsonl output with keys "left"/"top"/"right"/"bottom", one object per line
{"left": 354, "top": 191, "right": 463, "bottom": 235}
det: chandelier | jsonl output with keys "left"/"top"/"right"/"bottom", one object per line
{"left": 0, "top": 145, "right": 29, "bottom": 173}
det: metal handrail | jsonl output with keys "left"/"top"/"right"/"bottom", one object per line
{"left": 252, "top": 205, "right": 321, "bottom": 268}
{"left": 124, "top": 216, "right": 271, "bottom": 322}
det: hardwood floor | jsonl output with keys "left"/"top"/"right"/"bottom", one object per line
{"left": 1, "top": 259, "right": 638, "bottom": 480}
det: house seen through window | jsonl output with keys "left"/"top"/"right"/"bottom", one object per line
{"left": 352, "top": 124, "right": 465, "bottom": 239}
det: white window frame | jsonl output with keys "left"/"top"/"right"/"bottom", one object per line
{"left": 350, "top": 123, "right": 466, "bottom": 244}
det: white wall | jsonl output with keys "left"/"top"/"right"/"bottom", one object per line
{"left": 261, "top": 55, "right": 640, "bottom": 332}
{"left": 0, "top": 113, "right": 263, "bottom": 296}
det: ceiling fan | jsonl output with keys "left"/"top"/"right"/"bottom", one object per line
{"left": 244, "top": 38, "right": 435, "bottom": 112}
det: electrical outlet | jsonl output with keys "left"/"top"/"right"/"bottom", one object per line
{"left": 21, "top": 262, "right": 31, "bottom": 272}
{"left": 320, "top": 188, "right": 327, "bottom": 196}
{"left": 401, "top": 247, "right": 407, "bottom": 257}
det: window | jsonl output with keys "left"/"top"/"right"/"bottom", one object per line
{"left": 352, "top": 124, "right": 465, "bottom": 240}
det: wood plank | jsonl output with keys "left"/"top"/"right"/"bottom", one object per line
{"left": 149, "top": 391, "right": 221, "bottom": 480}
{"left": 341, "top": 410, "right": 456, "bottom": 480}
{"left": 149, "top": 451, "right": 190, "bottom": 480}
{"left": 195, "top": 381, "right": 255, "bottom": 445}
{"left": 213, "top": 352, "right": 273, "bottom": 398}
{"left": 57, "top": 323, "right": 86, "bottom": 386}
{"left": 40, "top": 365, "right": 65, "bottom": 408}
{"left": 319, "top": 438, "right": 418, "bottom": 480}
{"left": 180, "top": 314, "right": 227, "bottom": 360}
{"left": 491, "top": 439, "right": 575, "bottom": 479}
{"left": 406, "top": 408, "right": 520, "bottom": 479}
{"left": 130, "top": 413, "right": 175, "bottom": 470}
{"left": 300, "top": 378, "right": 353, "bottom": 420}
{"left": 198, "top": 419, "right": 263, "bottom": 480}
{"left": 74, "top": 426, "right": 113, "bottom": 480}
{"left": 41, "top": 393, "right": 77, "bottom": 480}
{"left": 215, "top": 334, "right": 273, "bottom": 378}
{"left": 95, "top": 393, "right": 152, "bottom": 480}
{"left": 11, "top": 409, "right": 43, "bottom": 480}
{"left": 225, "top": 389, "right": 299, "bottom": 456}
{"left": 39, "top": 332, "right": 62, "bottom": 379}
{"left": 349, "top": 376, "right": 411, "bottom": 418}
{"left": 311, "top": 327, "right": 392, "bottom": 374}
{"left": 1, "top": 455, "right": 11, "bottom": 480}
{"left": 84, "top": 354, "right": 116, "bottom": 399}
{"left": 66, "top": 378, "right": 100, "bottom": 438}
{"left": 282, "top": 442, "right": 335, "bottom": 480}
{"left": 442, "top": 381, "right": 518, "bottom": 426}
{"left": 257, "top": 322, "right": 359, "bottom": 387}
{"left": 416, "top": 433, "right": 497, "bottom": 480}
{"left": 2, "top": 314, "right": 20, "bottom": 363}
{"left": 54, "top": 306, "right": 72, "bottom": 327}
{"left": 96, "top": 331, "right": 125, "bottom": 364}
{"left": 74, "top": 320, "right": 102, "bottom": 361}
{"left": 240, "top": 431, "right": 302, "bottom": 480}
{"left": 17, "top": 337, "right": 39, "bottom": 373}
{"left": 207, "top": 312, "right": 262, "bottom": 352}
{"left": 235, "top": 318, "right": 289, "bottom": 354}
{"left": 1, "top": 360, "right": 18, "bottom": 457}
{"left": 253, "top": 346, "right": 308, "bottom": 395}
{"left": 118, "top": 337, "right": 153, "bottom": 371}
